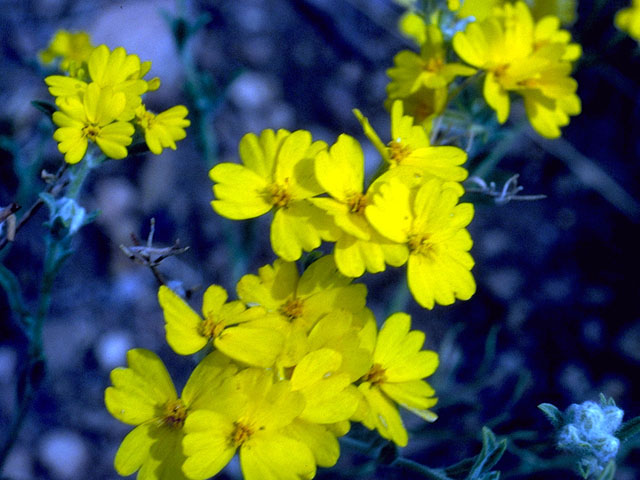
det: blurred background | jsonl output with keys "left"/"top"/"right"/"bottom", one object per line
{"left": 0, "top": 0, "right": 639, "bottom": 478}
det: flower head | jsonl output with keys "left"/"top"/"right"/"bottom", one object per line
{"left": 158, "top": 284, "right": 285, "bottom": 367}
{"left": 46, "top": 44, "right": 158, "bottom": 121}
{"left": 39, "top": 30, "right": 94, "bottom": 77}
{"left": 356, "top": 313, "right": 439, "bottom": 446}
{"left": 388, "top": 21, "right": 476, "bottom": 97}
{"left": 367, "top": 178, "right": 475, "bottom": 309}
{"left": 52, "top": 82, "right": 134, "bottom": 163}
{"left": 183, "top": 368, "right": 316, "bottom": 480}
{"left": 210, "top": 129, "right": 338, "bottom": 261}
{"left": 453, "top": 1, "right": 581, "bottom": 138}
{"left": 105, "top": 349, "right": 236, "bottom": 480}
{"left": 236, "top": 255, "right": 368, "bottom": 367}
{"left": 135, "top": 104, "right": 190, "bottom": 155}
{"left": 310, "top": 134, "right": 409, "bottom": 277}
{"left": 355, "top": 100, "right": 468, "bottom": 184}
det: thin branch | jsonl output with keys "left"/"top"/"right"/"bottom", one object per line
{"left": 465, "top": 174, "right": 547, "bottom": 204}
{"left": 0, "top": 165, "right": 68, "bottom": 251}
{"left": 120, "top": 218, "right": 189, "bottom": 286}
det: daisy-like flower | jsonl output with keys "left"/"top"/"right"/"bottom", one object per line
{"left": 210, "top": 129, "right": 338, "bottom": 261}
{"left": 39, "top": 30, "right": 94, "bottom": 77}
{"left": 356, "top": 313, "right": 439, "bottom": 446}
{"left": 52, "top": 82, "right": 134, "bottom": 163}
{"left": 105, "top": 349, "right": 236, "bottom": 480}
{"left": 183, "top": 368, "right": 316, "bottom": 480}
{"left": 236, "top": 255, "right": 368, "bottom": 367}
{"left": 135, "top": 104, "right": 190, "bottom": 155}
{"left": 387, "top": 21, "right": 476, "bottom": 99}
{"left": 158, "top": 284, "right": 285, "bottom": 367}
{"left": 46, "top": 44, "right": 157, "bottom": 120}
{"left": 366, "top": 178, "right": 475, "bottom": 309}
{"left": 310, "top": 134, "right": 409, "bottom": 277}
{"left": 452, "top": 1, "right": 581, "bottom": 138}
{"left": 355, "top": 100, "right": 469, "bottom": 185}
{"left": 615, "top": 0, "right": 640, "bottom": 42}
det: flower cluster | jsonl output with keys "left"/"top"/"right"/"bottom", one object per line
{"left": 96, "top": 2, "right": 589, "bottom": 479}
{"left": 389, "top": 1, "right": 581, "bottom": 138}
{"left": 40, "top": 30, "right": 190, "bottom": 163}
{"left": 106, "top": 255, "right": 439, "bottom": 479}
{"left": 210, "top": 102, "right": 475, "bottom": 309}
{"left": 452, "top": 1, "right": 581, "bottom": 138}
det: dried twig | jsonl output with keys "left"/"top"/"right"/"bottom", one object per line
{"left": 0, "top": 165, "right": 68, "bottom": 251}
{"left": 465, "top": 174, "right": 547, "bottom": 204}
{"left": 120, "top": 218, "right": 189, "bottom": 286}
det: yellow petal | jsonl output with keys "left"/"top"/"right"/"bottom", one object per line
{"left": 183, "top": 410, "right": 236, "bottom": 480}
{"left": 215, "top": 325, "right": 284, "bottom": 367}
{"left": 105, "top": 349, "right": 176, "bottom": 425}
{"left": 240, "top": 433, "right": 316, "bottom": 480}
{"left": 158, "top": 286, "right": 207, "bottom": 355}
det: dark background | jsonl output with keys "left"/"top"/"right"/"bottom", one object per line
{"left": 0, "top": 0, "right": 639, "bottom": 478}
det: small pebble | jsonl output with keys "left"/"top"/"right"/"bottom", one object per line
{"left": 39, "top": 430, "right": 89, "bottom": 479}
{"left": 95, "top": 331, "right": 134, "bottom": 371}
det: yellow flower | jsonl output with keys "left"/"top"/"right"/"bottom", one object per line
{"left": 210, "top": 129, "right": 338, "bottom": 261}
{"left": 236, "top": 255, "right": 368, "bottom": 367}
{"left": 450, "top": 0, "right": 502, "bottom": 20}
{"left": 615, "top": 0, "right": 640, "bottom": 42}
{"left": 310, "top": 135, "right": 409, "bottom": 277}
{"left": 355, "top": 100, "right": 468, "bottom": 184}
{"left": 388, "top": 22, "right": 476, "bottom": 97}
{"left": 366, "top": 179, "right": 475, "bottom": 309}
{"left": 39, "top": 30, "right": 94, "bottom": 77}
{"left": 157, "top": 284, "right": 285, "bottom": 367}
{"left": 453, "top": 1, "right": 581, "bottom": 138}
{"left": 52, "top": 82, "right": 134, "bottom": 163}
{"left": 45, "top": 44, "right": 156, "bottom": 120}
{"left": 530, "top": 0, "right": 577, "bottom": 25}
{"left": 533, "top": 14, "right": 581, "bottom": 61}
{"left": 356, "top": 313, "right": 439, "bottom": 447}
{"left": 135, "top": 104, "right": 190, "bottom": 154}
{"left": 105, "top": 349, "right": 236, "bottom": 480}
{"left": 183, "top": 368, "right": 316, "bottom": 480}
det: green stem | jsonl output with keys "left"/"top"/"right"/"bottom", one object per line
{"left": 66, "top": 152, "right": 99, "bottom": 199}
{"left": 0, "top": 153, "right": 94, "bottom": 472}
{"left": 393, "top": 457, "right": 452, "bottom": 480}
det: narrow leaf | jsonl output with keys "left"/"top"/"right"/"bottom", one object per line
{"left": 616, "top": 415, "right": 640, "bottom": 443}
{"left": 596, "top": 461, "right": 616, "bottom": 480}
{"left": 538, "top": 403, "right": 564, "bottom": 428}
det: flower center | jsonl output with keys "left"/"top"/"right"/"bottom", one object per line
{"left": 136, "top": 108, "right": 156, "bottom": 129}
{"left": 423, "top": 56, "right": 444, "bottom": 73}
{"left": 493, "top": 64, "right": 510, "bottom": 81}
{"left": 230, "top": 421, "right": 254, "bottom": 447}
{"left": 362, "top": 363, "right": 387, "bottom": 386}
{"left": 408, "top": 233, "right": 437, "bottom": 259}
{"left": 199, "top": 312, "right": 225, "bottom": 339}
{"left": 280, "top": 298, "right": 304, "bottom": 320}
{"left": 82, "top": 124, "right": 101, "bottom": 141}
{"left": 387, "top": 140, "right": 412, "bottom": 166}
{"left": 266, "top": 181, "right": 292, "bottom": 208}
{"left": 346, "top": 192, "right": 368, "bottom": 215}
{"left": 162, "top": 398, "right": 187, "bottom": 429}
